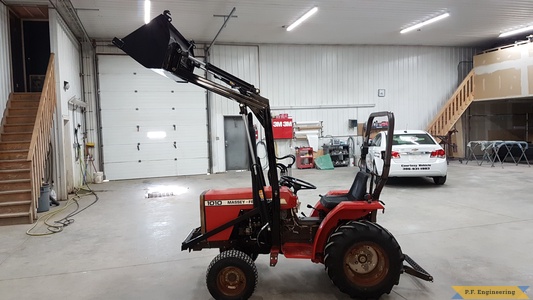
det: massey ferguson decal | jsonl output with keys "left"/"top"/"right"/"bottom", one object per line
{"left": 205, "top": 199, "right": 254, "bottom": 206}
{"left": 205, "top": 199, "right": 287, "bottom": 206}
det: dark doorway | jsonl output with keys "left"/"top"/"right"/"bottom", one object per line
{"left": 23, "top": 21, "right": 50, "bottom": 92}
{"left": 9, "top": 11, "right": 24, "bottom": 92}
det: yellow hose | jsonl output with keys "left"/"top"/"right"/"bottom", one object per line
{"left": 26, "top": 190, "right": 90, "bottom": 236}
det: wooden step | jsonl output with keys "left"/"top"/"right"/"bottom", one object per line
{"left": 10, "top": 100, "right": 39, "bottom": 108}
{"left": 0, "top": 142, "right": 30, "bottom": 151}
{"left": 0, "top": 200, "right": 31, "bottom": 214}
{"left": 0, "top": 179, "right": 32, "bottom": 191}
{"left": 0, "top": 160, "right": 31, "bottom": 170}
{"left": 2, "top": 124, "right": 34, "bottom": 133}
{"left": 12, "top": 93, "right": 41, "bottom": 101}
{"left": 0, "top": 169, "right": 31, "bottom": 180}
{"left": 1, "top": 132, "right": 32, "bottom": 142}
{"left": 0, "top": 150, "right": 28, "bottom": 160}
{"left": 8, "top": 108, "right": 38, "bottom": 117}
{"left": 0, "top": 189, "right": 32, "bottom": 203}
{"left": 6, "top": 116, "right": 36, "bottom": 124}
{"left": 0, "top": 211, "right": 32, "bottom": 225}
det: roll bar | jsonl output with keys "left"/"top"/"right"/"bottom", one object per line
{"left": 359, "top": 111, "right": 395, "bottom": 200}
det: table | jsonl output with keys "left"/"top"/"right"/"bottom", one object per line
{"left": 466, "top": 140, "right": 530, "bottom": 168}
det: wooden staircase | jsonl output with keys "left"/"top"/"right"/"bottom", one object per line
{"left": 0, "top": 54, "right": 57, "bottom": 225}
{"left": 427, "top": 70, "right": 475, "bottom": 137}
{"left": 0, "top": 93, "right": 38, "bottom": 225}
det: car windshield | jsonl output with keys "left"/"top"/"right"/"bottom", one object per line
{"left": 392, "top": 133, "right": 436, "bottom": 145}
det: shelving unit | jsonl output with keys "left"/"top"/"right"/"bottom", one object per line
{"left": 296, "top": 147, "right": 314, "bottom": 169}
{"left": 293, "top": 121, "right": 323, "bottom": 139}
{"left": 322, "top": 144, "right": 350, "bottom": 167}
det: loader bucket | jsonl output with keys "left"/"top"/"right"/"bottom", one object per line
{"left": 112, "top": 12, "right": 195, "bottom": 73}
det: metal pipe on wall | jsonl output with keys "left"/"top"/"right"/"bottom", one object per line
{"left": 206, "top": 48, "right": 214, "bottom": 174}
{"left": 48, "top": 0, "right": 102, "bottom": 180}
{"left": 271, "top": 104, "right": 375, "bottom": 110}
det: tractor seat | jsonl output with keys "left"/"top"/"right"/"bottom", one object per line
{"left": 319, "top": 171, "right": 369, "bottom": 210}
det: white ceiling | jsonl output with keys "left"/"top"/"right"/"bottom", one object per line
{"left": 6, "top": 0, "right": 533, "bottom": 48}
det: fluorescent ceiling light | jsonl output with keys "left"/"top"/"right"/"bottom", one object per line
{"left": 144, "top": 0, "right": 151, "bottom": 24}
{"left": 499, "top": 25, "right": 533, "bottom": 38}
{"left": 286, "top": 7, "right": 318, "bottom": 32}
{"left": 147, "top": 131, "right": 166, "bottom": 139}
{"left": 400, "top": 12, "right": 450, "bottom": 34}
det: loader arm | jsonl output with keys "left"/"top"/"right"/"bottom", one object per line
{"left": 112, "top": 11, "right": 281, "bottom": 250}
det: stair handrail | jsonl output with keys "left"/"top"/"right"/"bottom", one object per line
{"left": 426, "top": 69, "right": 475, "bottom": 136}
{"left": 27, "top": 53, "right": 57, "bottom": 218}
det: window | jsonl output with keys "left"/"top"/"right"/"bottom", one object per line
{"left": 373, "top": 133, "right": 382, "bottom": 147}
{"left": 392, "top": 133, "right": 436, "bottom": 145}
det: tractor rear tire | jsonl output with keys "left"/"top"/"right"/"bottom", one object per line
{"left": 324, "top": 221, "right": 403, "bottom": 299}
{"left": 206, "top": 250, "right": 258, "bottom": 300}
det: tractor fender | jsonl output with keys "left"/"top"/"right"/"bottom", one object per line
{"left": 311, "top": 201, "right": 385, "bottom": 263}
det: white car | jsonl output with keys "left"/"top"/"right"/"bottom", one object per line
{"left": 366, "top": 130, "right": 447, "bottom": 185}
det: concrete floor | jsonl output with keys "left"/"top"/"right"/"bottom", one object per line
{"left": 0, "top": 161, "right": 532, "bottom": 299}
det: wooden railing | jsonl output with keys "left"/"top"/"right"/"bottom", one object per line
{"left": 426, "top": 70, "right": 475, "bottom": 137}
{"left": 27, "top": 54, "right": 57, "bottom": 219}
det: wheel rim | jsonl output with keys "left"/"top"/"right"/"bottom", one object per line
{"left": 344, "top": 242, "right": 389, "bottom": 287}
{"left": 216, "top": 266, "right": 247, "bottom": 297}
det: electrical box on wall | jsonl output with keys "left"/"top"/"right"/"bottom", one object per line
{"left": 272, "top": 114, "right": 293, "bottom": 139}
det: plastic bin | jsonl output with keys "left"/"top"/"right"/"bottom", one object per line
{"left": 37, "top": 183, "right": 51, "bottom": 213}
{"left": 94, "top": 172, "right": 104, "bottom": 184}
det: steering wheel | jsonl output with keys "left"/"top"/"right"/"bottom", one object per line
{"left": 280, "top": 176, "right": 317, "bottom": 194}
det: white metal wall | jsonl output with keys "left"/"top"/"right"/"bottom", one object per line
{"left": 49, "top": 10, "right": 84, "bottom": 197}
{"left": 209, "top": 44, "right": 475, "bottom": 172}
{"left": 209, "top": 45, "right": 260, "bottom": 173}
{"left": 0, "top": 3, "right": 11, "bottom": 116}
{"left": 260, "top": 44, "right": 476, "bottom": 132}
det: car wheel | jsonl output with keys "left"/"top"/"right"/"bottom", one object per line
{"left": 433, "top": 176, "right": 446, "bottom": 185}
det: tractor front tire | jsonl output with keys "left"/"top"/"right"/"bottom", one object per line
{"left": 219, "top": 248, "right": 259, "bottom": 261}
{"left": 206, "top": 250, "right": 258, "bottom": 300}
{"left": 324, "top": 221, "right": 403, "bottom": 299}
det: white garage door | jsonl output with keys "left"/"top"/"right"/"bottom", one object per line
{"left": 98, "top": 55, "right": 208, "bottom": 180}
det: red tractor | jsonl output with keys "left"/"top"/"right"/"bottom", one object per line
{"left": 114, "top": 11, "right": 432, "bottom": 300}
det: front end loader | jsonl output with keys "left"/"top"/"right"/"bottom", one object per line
{"left": 113, "top": 10, "right": 433, "bottom": 300}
